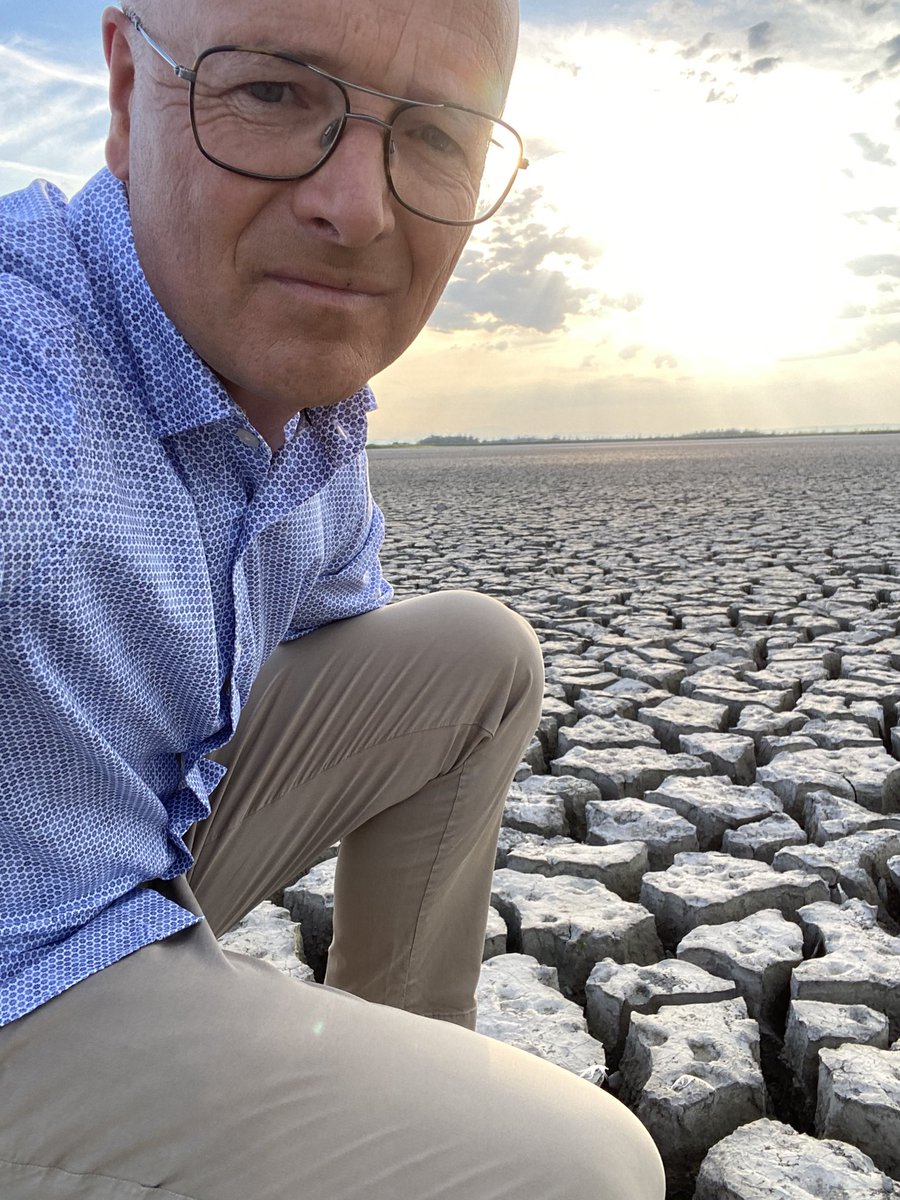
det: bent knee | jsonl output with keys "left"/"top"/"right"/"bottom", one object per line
{"left": 462, "top": 1036, "right": 666, "bottom": 1200}
{"left": 520, "top": 1085, "right": 666, "bottom": 1200}
{"left": 424, "top": 589, "right": 543, "bottom": 702}
{"left": 424, "top": 589, "right": 541, "bottom": 668}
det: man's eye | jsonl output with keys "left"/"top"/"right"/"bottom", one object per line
{"left": 417, "top": 124, "right": 462, "bottom": 157}
{"left": 245, "top": 81, "right": 288, "bottom": 104}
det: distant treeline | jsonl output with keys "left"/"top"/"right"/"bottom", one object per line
{"left": 369, "top": 426, "right": 900, "bottom": 449}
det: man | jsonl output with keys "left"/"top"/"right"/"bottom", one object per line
{"left": 0, "top": 1, "right": 665, "bottom": 1197}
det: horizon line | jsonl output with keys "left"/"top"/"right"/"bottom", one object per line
{"left": 368, "top": 424, "right": 900, "bottom": 447}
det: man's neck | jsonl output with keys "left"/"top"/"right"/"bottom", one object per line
{"left": 224, "top": 382, "right": 300, "bottom": 452}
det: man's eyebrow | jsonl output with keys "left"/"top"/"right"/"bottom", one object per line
{"left": 212, "top": 39, "right": 478, "bottom": 109}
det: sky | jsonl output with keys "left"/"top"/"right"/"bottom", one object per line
{"left": 0, "top": 1, "right": 898, "bottom": 441}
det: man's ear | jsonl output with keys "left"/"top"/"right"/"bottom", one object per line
{"left": 102, "top": 7, "right": 136, "bottom": 182}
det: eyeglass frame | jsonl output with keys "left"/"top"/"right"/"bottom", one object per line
{"left": 123, "top": 11, "right": 529, "bottom": 227}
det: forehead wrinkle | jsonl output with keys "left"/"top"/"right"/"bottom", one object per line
{"left": 353, "top": 0, "right": 517, "bottom": 111}
{"left": 443, "top": 0, "right": 517, "bottom": 109}
{"left": 411, "top": 18, "right": 501, "bottom": 108}
{"left": 138, "top": 0, "right": 517, "bottom": 108}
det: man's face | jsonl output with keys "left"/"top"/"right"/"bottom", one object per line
{"left": 104, "top": 0, "right": 518, "bottom": 420}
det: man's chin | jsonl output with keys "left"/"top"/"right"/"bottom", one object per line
{"left": 215, "top": 362, "right": 375, "bottom": 421}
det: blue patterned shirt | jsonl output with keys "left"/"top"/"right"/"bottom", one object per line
{"left": 0, "top": 169, "right": 392, "bottom": 1026}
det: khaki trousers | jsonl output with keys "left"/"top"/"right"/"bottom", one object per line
{"left": 0, "top": 591, "right": 665, "bottom": 1200}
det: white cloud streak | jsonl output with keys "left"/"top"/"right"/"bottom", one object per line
{"left": 0, "top": 39, "right": 108, "bottom": 195}
{"left": 0, "top": 42, "right": 106, "bottom": 89}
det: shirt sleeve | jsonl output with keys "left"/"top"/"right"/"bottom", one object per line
{"left": 283, "top": 452, "right": 393, "bottom": 638}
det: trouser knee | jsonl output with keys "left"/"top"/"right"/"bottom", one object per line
{"left": 414, "top": 589, "right": 544, "bottom": 732}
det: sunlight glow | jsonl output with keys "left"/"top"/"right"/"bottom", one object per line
{"left": 507, "top": 29, "right": 900, "bottom": 373}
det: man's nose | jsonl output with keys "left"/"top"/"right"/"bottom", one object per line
{"left": 289, "top": 116, "right": 396, "bottom": 246}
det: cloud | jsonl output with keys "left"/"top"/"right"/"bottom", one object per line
{"left": 815, "top": 255, "right": 900, "bottom": 356}
{"left": 437, "top": 269, "right": 585, "bottom": 334}
{"left": 0, "top": 41, "right": 108, "bottom": 195}
{"left": 0, "top": 43, "right": 106, "bottom": 90}
{"left": 681, "top": 32, "right": 715, "bottom": 60}
{"left": 430, "top": 188, "right": 602, "bottom": 335}
{"left": 850, "top": 131, "right": 897, "bottom": 166}
{"left": 619, "top": 344, "right": 642, "bottom": 360}
{"left": 743, "top": 56, "right": 781, "bottom": 75}
{"left": 860, "top": 321, "right": 900, "bottom": 349}
{"left": 880, "top": 32, "right": 900, "bottom": 70}
{"left": 591, "top": 293, "right": 643, "bottom": 316}
{"left": 854, "top": 23, "right": 900, "bottom": 85}
{"left": 747, "top": 21, "right": 773, "bottom": 51}
{"left": 845, "top": 206, "right": 898, "bottom": 223}
{"left": 651, "top": 0, "right": 897, "bottom": 89}
{"left": 521, "top": 137, "right": 563, "bottom": 163}
{"left": 847, "top": 254, "right": 900, "bottom": 277}
{"left": 520, "top": 0, "right": 625, "bottom": 26}
{"left": 654, "top": 353, "right": 678, "bottom": 369}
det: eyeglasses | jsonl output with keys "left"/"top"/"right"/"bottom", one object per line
{"left": 126, "top": 13, "right": 528, "bottom": 226}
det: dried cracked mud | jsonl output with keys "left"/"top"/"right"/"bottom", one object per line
{"left": 225, "top": 434, "right": 900, "bottom": 1200}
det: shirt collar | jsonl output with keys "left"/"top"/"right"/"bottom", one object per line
{"left": 66, "top": 169, "right": 374, "bottom": 458}
{"left": 67, "top": 170, "right": 233, "bottom": 439}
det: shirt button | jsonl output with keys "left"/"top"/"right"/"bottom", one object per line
{"left": 237, "top": 428, "right": 260, "bottom": 449}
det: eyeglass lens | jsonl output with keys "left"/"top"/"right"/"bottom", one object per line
{"left": 190, "top": 50, "right": 522, "bottom": 223}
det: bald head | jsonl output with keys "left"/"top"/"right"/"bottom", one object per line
{"left": 124, "top": 0, "right": 519, "bottom": 111}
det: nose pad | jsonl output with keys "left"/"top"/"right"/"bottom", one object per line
{"left": 320, "top": 117, "right": 342, "bottom": 152}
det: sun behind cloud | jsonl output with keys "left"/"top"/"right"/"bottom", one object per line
{"left": 370, "top": 7, "right": 899, "bottom": 440}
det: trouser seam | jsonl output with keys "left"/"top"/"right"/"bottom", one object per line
{"left": 398, "top": 759, "right": 468, "bottom": 1012}
{"left": 0, "top": 1155, "right": 199, "bottom": 1200}
{"left": 214, "top": 719, "right": 493, "bottom": 824}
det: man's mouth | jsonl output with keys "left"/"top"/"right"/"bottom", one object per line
{"left": 268, "top": 270, "right": 388, "bottom": 301}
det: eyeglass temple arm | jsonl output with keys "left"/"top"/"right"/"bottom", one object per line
{"left": 125, "top": 11, "right": 198, "bottom": 82}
